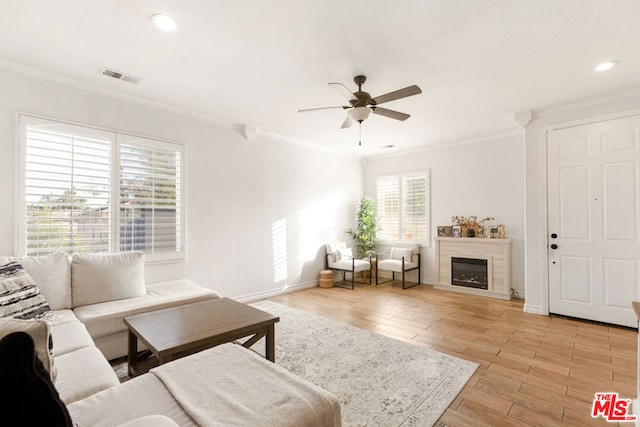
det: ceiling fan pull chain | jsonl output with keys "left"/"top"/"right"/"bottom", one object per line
{"left": 359, "top": 122, "right": 362, "bottom": 146}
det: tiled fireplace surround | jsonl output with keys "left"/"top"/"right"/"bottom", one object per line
{"left": 434, "top": 237, "right": 513, "bottom": 300}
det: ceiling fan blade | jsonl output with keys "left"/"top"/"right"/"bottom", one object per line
{"left": 371, "top": 107, "right": 410, "bottom": 121}
{"left": 298, "top": 106, "right": 349, "bottom": 113}
{"left": 328, "top": 83, "right": 357, "bottom": 101}
{"left": 370, "top": 85, "right": 422, "bottom": 105}
{"left": 340, "top": 116, "right": 353, "bottom": 129}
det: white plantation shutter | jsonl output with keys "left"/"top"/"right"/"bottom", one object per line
{"left": 376, "top": 171, "right": 430, "bottom": 244}
{"left": 377, "top": 176, "right": 400, "bottom": 240}
{"left": 18, "top": 115, "right": 184, "bottom": 261}
{"left": 19, "top": 116, "right": 113, "bottom": 256}
{"left": 119, "top": 135, "right": 183, "bottom": 260}
{"left": 402, "top": 175, "right": 428, "bottom": 241}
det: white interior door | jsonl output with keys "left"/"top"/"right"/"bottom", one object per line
{"left": 548, "top": 115, "right": 640, "bottom": 327}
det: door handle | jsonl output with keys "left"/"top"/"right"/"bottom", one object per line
{"left": 550, "top": 233, "right": 558, "bottom": 239}
{"left": 550, "top": 244, "right": 558, "bottom": 250}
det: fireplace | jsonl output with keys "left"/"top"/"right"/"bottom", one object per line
{"left": 435, "top": 238, "right": 511, "bottom": 299}
{"left": 451, "top": 257, "right": 488, "bottom": 290}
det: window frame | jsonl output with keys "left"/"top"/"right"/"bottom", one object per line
{"left": 15, "top": 113, "right": 185, "bottom": 263}
{"left": 375, "top": 169, "right": 431, "bottom": 247}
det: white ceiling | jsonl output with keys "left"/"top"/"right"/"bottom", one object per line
{"left": 2, "top": 1, "right": 640, "bottom": 157}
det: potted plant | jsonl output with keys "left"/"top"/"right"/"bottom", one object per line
{"left": 347, "top": 196, "right": 377, "bottom": 258}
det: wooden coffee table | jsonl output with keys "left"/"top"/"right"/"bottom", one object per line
{"left": 123, "top": 298, "right": 279, "bottom": 377}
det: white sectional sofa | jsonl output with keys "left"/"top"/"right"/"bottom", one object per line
{"left": 0, "top": 252, "right": 342, "bottom": 426}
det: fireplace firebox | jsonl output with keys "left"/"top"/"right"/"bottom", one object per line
{"left": 451, "top": 257, "right": 488, "bottom": 290}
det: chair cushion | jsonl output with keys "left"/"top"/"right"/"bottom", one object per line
{"left": 390, "top": 247, "right": 414, "bottom": 261}
{"left": 325, "top": 242, "right": 348, "bottom": 268}
{"left": 0, "top": 252, "right": 71, "bottom": 310}
{"left": 333, "top": 259, "right": 370, "bottom": 273}
{"left": 336, "top": 247, "right": 353, "bottom": 262}
{"left": 71, "top": 252, "right": 146, "bottom": 307}
{"left": 0, "top": 261, "right": 53, "bottom": 320}
{"left": 325, "top": 242, "right": 346, "bottom": 254}
{"left": 378, "top": 259, "right": 418, "bottom": 273}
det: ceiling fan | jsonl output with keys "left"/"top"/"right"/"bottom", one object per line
{"left": 298, "top": 75, "right": 422, "bottom": 136}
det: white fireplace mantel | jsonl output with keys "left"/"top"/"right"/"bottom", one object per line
{"left": 435, "top": 237, "right": 513, "bottom": 300}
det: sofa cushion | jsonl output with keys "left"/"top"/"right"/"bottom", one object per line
{"left": 0, "top": 252, "right": 71, "bottom": 310}
{"left": 71, "top": 252, "right": 146, "bottom": 307}
{"left": 54, "top": 346, "right": 119, "bottom": 405}
{"left": 49, "top": 309, "right": 81, "bottom": 327}
{"left": 0, "top": 261, "right": 53, "bottom": 320}
{"left": 118, "top": 415, "right": 180, "bottom": 427}
{"left": 74, "top": 279, "right": 219, "bottom": 339}
{"left": 0, "top": 318, "right": 54, "bottom": 379}
{"left": 67, "top": 373, "right": 197, "bottom": 427}
{"left": 50, "top": 321, "right": 95, "bottom": 357}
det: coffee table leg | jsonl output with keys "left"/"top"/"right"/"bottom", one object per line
{"left": 128, "top": 330, "right": 138, "bottom": 377}
{"left": 266, "top": 324, "right": 275, "bottom": 362}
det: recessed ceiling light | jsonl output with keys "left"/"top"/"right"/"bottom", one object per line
{"left": 595, "top": 61, "right": 619, "bottom": 72}
{"left": 151, "top": 14, "right": 178, "bottom": 32}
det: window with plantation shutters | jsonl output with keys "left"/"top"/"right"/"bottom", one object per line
{"left": 17, "top": 114, "right": 184, "bottom": 262}
{"left": 376, "top": 171, "right": 430, "bottom": 244}
{"left": 119, "top": 135, "right": 182, "bottom": 259}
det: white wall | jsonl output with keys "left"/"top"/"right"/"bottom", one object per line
{"left": 0, "top": 68, "right": 363, "bottom": 300}
{"left": 363, "top": 133, "right": 525, "bottom": 295}
{"left": 524, "top": 95, "right": 640, "bottom": 315}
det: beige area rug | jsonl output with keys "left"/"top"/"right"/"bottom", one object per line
{"left": 111, "top": 301, "right": 478, "bottom": 426}
{"left": 249, "top": 301, "right": 478, "bottom": 427}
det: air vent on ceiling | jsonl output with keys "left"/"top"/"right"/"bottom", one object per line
{"left": 100, "top": 67, "right": 141, "bottom": 84}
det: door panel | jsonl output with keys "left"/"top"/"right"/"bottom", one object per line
{"left": 603, "top": 258, "right": 639, "bottom": 308}
{"left": 559, "top": 166, "right": 591, "bottom": 240}
{"left": 559, "top": 256, "right": 591, "bottom": 303}
{"left": 548, "top": 115, "right": 640, "bottom": 327}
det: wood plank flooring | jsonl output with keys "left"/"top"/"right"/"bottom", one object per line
{"left": 268, "top": 281, "right": 637, "bottom": 426}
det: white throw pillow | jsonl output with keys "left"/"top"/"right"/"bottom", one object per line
{"left": 326, "top": 242, "right": 347, "bottom": 254}
{"left": 390, "top": 247, "right": 414, "bottom": 261}
{"left": 71, "top": 252, "right": 146, "bottom": 307}
{"left": 336, "top": 248, "right": 353, "bottom": 262}
{"left": 0, "top": 252, "right": 72, "bottom": 310}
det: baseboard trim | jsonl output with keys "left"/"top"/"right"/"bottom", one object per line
{"left": 234, "top": 281, "right": 319, "bottom": 303}
{"left": 523, "top": 303, "right": 546, "bottom": 315}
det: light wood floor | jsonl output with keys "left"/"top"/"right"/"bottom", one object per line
{"left": 269, "top": 281, "right": 637, "bottom": 426}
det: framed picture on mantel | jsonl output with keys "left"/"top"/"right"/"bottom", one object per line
{"left": 437, "top": 226, "right": 452, "bottom": 237}
{"left": 452, "top": 225, "right": 461, "bottom": 238}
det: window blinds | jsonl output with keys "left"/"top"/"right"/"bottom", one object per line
{"left": 18, "top": 115, "right": 184, "bottom": 261}
{"left": 22, "top": 118, "right": 112, "bottom": 256}
{"left": 376, "top": 172, "right": 430, "bottom": 243}
{"left": 119, "top": 137, "right": 182, "bottom": 257}
{"left": 377, "top": 175, "right": 400, "bottom": 240}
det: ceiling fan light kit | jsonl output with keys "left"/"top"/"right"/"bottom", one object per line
{"left": 348, "top": 106, "right": 372, "bottom": 122}
{"left": 298, "top": 75, "right": 422, "bottom": 146}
